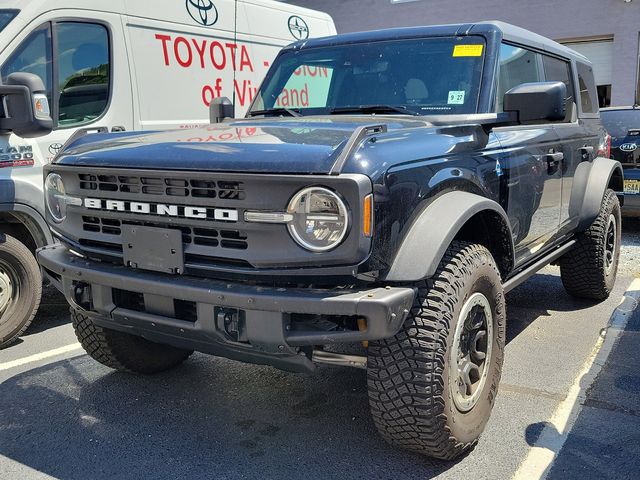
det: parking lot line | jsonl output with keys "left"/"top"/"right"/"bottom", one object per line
{"left": 0, "top": 342, "right": 82, "bottom": 371}
{"left": 512, "top": 278, "right": 640, "bottom": 480}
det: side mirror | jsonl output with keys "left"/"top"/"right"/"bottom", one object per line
{"left": 0, "top": 72, "right": 53, "bottom": 138}
{"left": 503, "top": 81, "right": 567, "bottom": 124}
{"left": 209, "top": 97, "right": 234, "bottom": 124}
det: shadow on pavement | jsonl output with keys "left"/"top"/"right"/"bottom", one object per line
{"left": 0, "top": 356, "right": 456, "bottom": 480}
{"left": 505, "top": 272, "right": 603, "bottom": 343}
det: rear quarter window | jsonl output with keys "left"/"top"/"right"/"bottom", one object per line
{"left": 576, "top": 62, "right": 598, "bottom": 114}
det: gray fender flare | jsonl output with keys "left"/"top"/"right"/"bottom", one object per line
{"left": 569, "top": 157, "right": 623, "bottom": 231}
{"left": 385, "top": 191, "right": 514, "bottom": 282}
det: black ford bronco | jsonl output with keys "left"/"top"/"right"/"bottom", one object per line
{"left": 38, "top": 22, "right": 623, "bottom": 459}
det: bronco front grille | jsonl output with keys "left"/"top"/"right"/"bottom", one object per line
{"left": 78, "top": 173, "right": 245, "bottom": 200}
{"left": 51, "top": 167, "right": 370, "bottom": 273}
{"left": 81, "top": 216, "right": 249, "bottom": 250}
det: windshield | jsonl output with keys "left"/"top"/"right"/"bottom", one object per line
{"left": 0, "top": 9, "right": 18, "bottom": 34}
{"left": 249, "top": 36, "right": 486, "bottom": 117}
{"left": 601, "top": 109, "right": 640, "bottom": 141}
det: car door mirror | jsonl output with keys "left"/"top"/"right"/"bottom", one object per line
{"left": 209, "top": 97, "right": 234, "bottom": 124}
{"left": 0, "top": 72, "right": 53, "bottom": 138}
{"left": 503, "top": 81, "right": 567, "bottom": 124}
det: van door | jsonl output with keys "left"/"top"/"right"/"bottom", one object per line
{"left": 492, "top": 43, "right": 563, "bottom": 264}
{"left": 0, "top": 11, "right": 133, "bottom": 222}
{"left": 0, "top": 12, "right": 133, "bottom": 163}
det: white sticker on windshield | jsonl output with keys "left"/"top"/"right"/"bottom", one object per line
{"left": 448, "top": 91, "right": 465, "bottom": 105}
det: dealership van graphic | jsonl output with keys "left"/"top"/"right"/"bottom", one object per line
{"left": 186, "top": 0, "right": 219, "bottom": 26}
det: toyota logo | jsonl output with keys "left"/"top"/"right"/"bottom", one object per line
{"left": 620, "top": 143, "right": 638, "bottom": 152}
{"left": 49, "top": 143, "right": 63, "bottom": 155}
{"left": 288, "top": 16, "right": 309, "bottom": 40}
{"left": 186, "top": 0, "right": 218, "bottom": 27}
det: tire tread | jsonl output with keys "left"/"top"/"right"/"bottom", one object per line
{"left": 367, "top": 241, "right": 504, "bottom": 460}
{"left": 72, "top": 309, "right": 193, "bottom": 374}
{"left": 560, "top": 189, "right": 620, "bottom": 300}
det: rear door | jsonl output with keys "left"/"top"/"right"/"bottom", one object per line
{"left": 554, "top": 61, "right": 606, "bottom": 235}
{"left": 493, "top": 43, "right": 564, "bottom": 264}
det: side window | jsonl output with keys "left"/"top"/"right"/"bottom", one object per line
{"left": 542, "top": 55, "right": 574, "bottom": 122}
{"left": 276, "top": 65, "right": 334, "bottom": 109}
{"left": 1, "top": 24, "right": 53, "bottom": 105}
{"left": 56, "top": 22, "right": 110, "bottom": 127}
{"left": 496, "top": 43, "right": 542, "bottom": 112}
{"left": 576, "top": 62, "right": 598, "bottom": 114}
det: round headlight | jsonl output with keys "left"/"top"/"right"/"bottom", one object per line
{"left": 45, "top": 173, "right": 67, "bottom": 223}
{"left": 287, "top": 187, "right": 349, "bottom": 252}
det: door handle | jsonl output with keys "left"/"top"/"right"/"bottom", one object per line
{"left": 111, "top": 126, "right": 126, "bottom": 132}
{"left": 545, "top": 152, "right": 563, "bottom": 174}
{"left": 546, "top": 152, "right": 564, "bottom": 165}
{"left": 579, "top": 146, "right": 594, "bottom": 160}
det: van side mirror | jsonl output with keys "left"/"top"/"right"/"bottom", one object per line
{"left": 209, "top": 97, "right": 234, "bottom": 124}
{"left": 0, "top": 72, "right": 53, "bottom": 138}
{"left": 503, "top": 81, "right": 567, "bottom": 124}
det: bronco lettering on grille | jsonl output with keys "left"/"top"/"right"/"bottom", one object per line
{"left": 83, "top": 198, "right": 238, "bottom": 222}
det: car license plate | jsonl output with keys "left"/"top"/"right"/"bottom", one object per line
{"left": 624, "top": 179, "right": 640, "bottom": 195}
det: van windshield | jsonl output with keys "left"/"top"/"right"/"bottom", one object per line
{"left": 0, "top": 10, "right": 18, "bottom": 34}
{"left": 248, "top": 37, "right": 486, "bottom": 117}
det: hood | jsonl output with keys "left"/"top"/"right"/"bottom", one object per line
{"left": 54, "top": 117, "right": 429, "bottom": 175}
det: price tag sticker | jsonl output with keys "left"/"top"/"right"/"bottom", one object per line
{"left": 453, "top": 44, "right": 484, "bottom": 57}
{"left": 448, "top": 91, "right": 466, "bottom": 105}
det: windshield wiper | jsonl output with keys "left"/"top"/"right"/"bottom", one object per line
{"left": 247, "top": 107, "right": 301, "bottom": 118}
{"left": 330, "top": 105, "right": 420, "bottom": 116}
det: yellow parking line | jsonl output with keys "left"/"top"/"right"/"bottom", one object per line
{"left": 0, "top": 343, "right": 83, "bottom": 371}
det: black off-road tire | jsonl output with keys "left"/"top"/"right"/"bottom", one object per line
{"left": 560, "top": 189, "right": 621, "bottom": 300}
{"left": 0, "top": 234, "right": 42, "bottom": 348}
{"left": 72, "top": 308, "right": 193, "bottom": 374}
{"left": 367, "top": 241, "right": 506, "bottom": 460}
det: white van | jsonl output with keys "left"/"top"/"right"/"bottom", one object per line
{"left": 0, "top": 0, "right": 335, "bottom": 346}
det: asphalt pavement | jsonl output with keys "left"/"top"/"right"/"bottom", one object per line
{"left": 1, "top": 221, "right": 640, "bottom": 480}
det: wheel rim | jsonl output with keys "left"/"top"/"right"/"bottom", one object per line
{"left": 0, "top": 261, "right": 16, "bottom": 319}
{"left": 605, "top": 214, "right": 617, "bottom": 275}
{"left": 450, "top": 292, "right": 494, "bottom": 413}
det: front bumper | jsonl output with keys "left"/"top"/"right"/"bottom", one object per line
{"left": 38, "top": 244, "right": 415, "bottom": 372}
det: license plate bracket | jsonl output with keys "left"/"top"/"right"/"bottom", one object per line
{"left": 122, "top": 225, "right": 185, "bottom": 274}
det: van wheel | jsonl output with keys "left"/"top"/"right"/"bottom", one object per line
{"left": 0, "top": 234, "right": 42, "bottom": 348}
{"left": 560, "top": 189, "right": 621, "bottom": 300}
{"left": 71, "top": 308, "right": 193, "bottom": 374}
{"left": 367, "top": 241, "right": 506, "bottom": 460}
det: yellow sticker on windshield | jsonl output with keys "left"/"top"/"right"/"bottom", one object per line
{"left": 453, "top": 45, "right": 484, "bottom": 57}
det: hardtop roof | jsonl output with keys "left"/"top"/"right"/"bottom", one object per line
{"left": 287, "top": 20, "right": 591, "bottom": 65}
